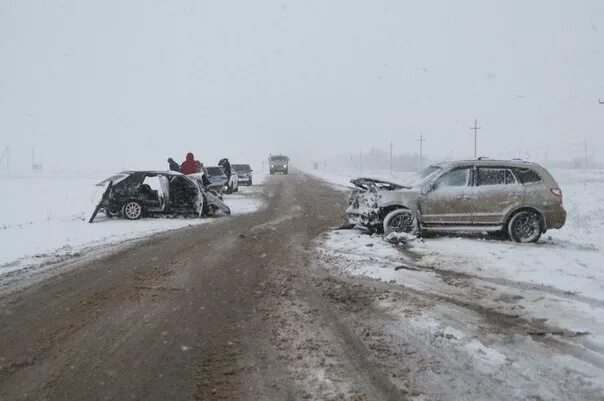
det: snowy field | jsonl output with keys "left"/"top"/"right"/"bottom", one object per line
{"left": 0, "top": 171, "right": 266, "bottom": 278}
{"left": 310, "top": 167, "right": 604, "bottom": 400}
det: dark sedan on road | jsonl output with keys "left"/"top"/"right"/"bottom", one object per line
{"left": 232, "top": 164, "right": 253, "bottom": 186}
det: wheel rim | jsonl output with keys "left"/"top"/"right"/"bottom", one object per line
{"left": 511, "top": 212, "right": 540, "bottom": 242}
{"left": 124, "top": 202, "right": 142, "bottom": 219}
{"left": 388, "top": 212, "right": 413, "bottom": 233}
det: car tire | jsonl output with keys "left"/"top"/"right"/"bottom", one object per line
{"left": 249, "top": 179, "right": 252, "bottom": 186}
{"left": 123, "top": 201, "right": 143, "bottom": 220}
{"left": 383, "top": 209, "right": 415, "bottom": 235}
{"left": 507, "top": 210, "right": 543, "bottom": 243}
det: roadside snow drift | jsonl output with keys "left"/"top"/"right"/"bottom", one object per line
{"left": 0, "top": 171, "right": 266, "bottom": 277}
{"left": 313, "top": 167, "right": 604, "bottom": 400}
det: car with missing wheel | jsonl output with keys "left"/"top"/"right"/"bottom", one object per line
{"left": 346, "top": 159, "right": 566, "bottom": 243}
{"left": 89, "top": 170, "right": 230, "bottom": 222}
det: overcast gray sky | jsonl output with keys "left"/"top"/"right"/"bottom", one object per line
{"left": 1, "top": 0, "right": 603, "bottom": 171}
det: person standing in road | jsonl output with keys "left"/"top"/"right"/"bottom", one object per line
{"left": 218, "top": 158, "right": 232, "bottom": 193}
{"left": 218, "top": 158, "right": 231, "bottom": 177}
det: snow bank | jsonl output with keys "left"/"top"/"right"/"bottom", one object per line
{"left": 313, "top": 167, "right": 604, "bottom": 399}
{"left": 318, "top": 229, "right": 604, "bottom": 399}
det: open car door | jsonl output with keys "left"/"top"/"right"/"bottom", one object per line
{"left": 203, "top": 187, "right": 231, "bottom": 215}
{"left": 158, "top": 175, "right": 171, "bottom": 212}
{"left": 186, "top": 177, "right": 204, "bottom": 217}
{"left": 89, "top": 181, "right": 113, "bottom": 223}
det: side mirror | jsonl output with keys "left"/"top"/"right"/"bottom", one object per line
{"left": 423, "top": 182, "right": 437, "bottom": 194}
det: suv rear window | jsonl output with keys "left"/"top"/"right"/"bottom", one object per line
{"left": 478, "top": 168, "right": 505, "bottom": 185}
{"left": 477, "top": 168, "right": 517, "bottom": 185}
{"left": 511, "top": 168, "right": 542, "bottom": 183}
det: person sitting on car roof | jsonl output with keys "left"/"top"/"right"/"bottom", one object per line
{"left": 167, "top": 157, "right": 180, "bottom": 172}
{"left": 180, "top": 152, "right": 202, "bottom": 175}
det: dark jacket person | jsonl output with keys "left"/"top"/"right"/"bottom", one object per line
{"left": 168, "top": 158, "right": 180, "bottom": 172}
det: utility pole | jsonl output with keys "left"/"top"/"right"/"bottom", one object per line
{"left": 0, "top": 146, "right": 10, "bottom": 171}
{"left": 584, "top": 138, "right": 588, "bottom": 169}
{"left": 469, "top": 119, "right": 481, "bottom": 159}
{"left": 389, "top": 141, "right": 393, "bottom": 175}
{"left": 418, "top": 134, "right": 426, "bottom": 171}
{"left": 359, "top": 150, "right": 362, "bottom": 174}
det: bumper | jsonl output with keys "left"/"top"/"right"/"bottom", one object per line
{"left": 270, "top": 166, "right": 288, "bottom": 172}
{"left": 543, "top": 205, "right": 567, "bottom": 230}
{"left": 238, "top": 176, "right": 251, "bottom": 183}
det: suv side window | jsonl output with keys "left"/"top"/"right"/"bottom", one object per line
{"left": 505, "top": 170, "right": 517, "bottom": 184}
{"left": 477, "top": 168, "right": 512, "bottom": 186}
{"left": 434, "top": 167, "right": 471, "bottom": 188}
{"left": 511, "top": 168, "right": 542, "bottom": 184}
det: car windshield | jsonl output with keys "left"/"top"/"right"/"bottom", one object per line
{"left": 96, "top": 173, "right": 130, "bottom": 187}
{"left": 398, "top": 166, "right": 442, "bottom": 187}
{"left": 206, "top": 167, "right": 224, "bottom": 176}
{"left": 418, "top": 166, "right": 442, "bottom": 180}
{"left": 232, "top": 164, "right": 251, "bottom": 172}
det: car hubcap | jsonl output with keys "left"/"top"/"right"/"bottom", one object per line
{"left": 512, "top": 212, "right": 540, "bottom": 241}
{"left": 389, "top": 213, "right": 413, "bottom": 233}
{"left": 124, "top": 203, "right": 142, "bottom": 219}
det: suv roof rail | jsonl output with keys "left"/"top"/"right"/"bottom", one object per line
{"left": 477, "top": 156, "right": 490, "bottom": 160}
{"left": 510, "top": 158, "right": 536, "bottom": 164}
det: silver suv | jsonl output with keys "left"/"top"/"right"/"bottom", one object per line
{"left": 346, "top": 159, "right": 566, "bottom": 243}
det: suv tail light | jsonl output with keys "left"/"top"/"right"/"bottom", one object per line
{"left": 550, "top": 187, "right": 562, "bottom": 197}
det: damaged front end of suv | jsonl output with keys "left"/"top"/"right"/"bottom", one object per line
{"left": 346, "top": 178, "right": 419, "bottom": 233}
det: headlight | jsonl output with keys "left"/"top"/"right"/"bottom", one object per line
{"left": 270, "top": 164, "right": 274, "bottom": 168}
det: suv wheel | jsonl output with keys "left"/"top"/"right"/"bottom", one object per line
{"left": 383, "top": 209, "right": 415, "bottom": 235}
{"left": 123, "top": 201, "right": 143, "bottom": 220}
{"left": 507, "top": 210, "right": 542, "bottom": 243}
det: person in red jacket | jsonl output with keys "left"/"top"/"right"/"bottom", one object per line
{"left": 180, "top": 152, "right": 201, "bottom": 175}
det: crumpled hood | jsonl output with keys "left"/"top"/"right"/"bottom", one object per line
{"left": 349, "top": 177, "right": 409, "bottom": 191}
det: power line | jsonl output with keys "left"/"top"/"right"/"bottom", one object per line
{"left": 389, "top": 141, "right": 393, "bottom": 175}
{"left": 469, "top": 119, "right": 481, "bottom": 159}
